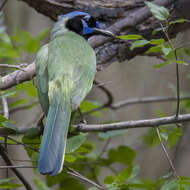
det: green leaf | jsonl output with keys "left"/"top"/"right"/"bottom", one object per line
{"left": 146, "top": 45, "right": 162, "bottom": 53}
{"left": 169, "top": 19, "right": 186, "bottom": 25}
{"left": 150, "top": 39, "right": 165, "bottom": 45}
{"left": 145, "top": 1, "right": 169, "bottom": 21}
{"left": 46, "top": 173, "right": 85, "bottom": 190}
{"left": 108, "top": 146, "right": 136, "bottom": 165}
{"left": 0, "top": 90, "right": 17, "bottom": 98}
{"left": 176, "top": 60, "right": 188, "bottom": 66}
{"left": 24, "top": 128, "right": 41, "bottom": 138}
{"left": 36, "top": 28, "right": 50, "bottom": 41}
{"left": 80, "top": 100, "right": 101, "bottom": 117}
{"left": 130, "top": 40, "right": 150, "bottom": 50}
{"left": 16, "top": 81, "right": 37, "bottom": 97}
{"left": 168, "top": 127, "right": 183, "bottom": 148}
{"left": 9, "top": 99, "right": 28, "bottom": 108}
{"left": 65, "top": 154, "right": 76, "bottom": 162}
{"left": 33, "top": 177, "right": 50, "bottom": 190}
{"left": 0, "top": 178, "right": 22, "bottom": 189}
{"left": 22, "top": 135, "right": 40, "bottom": 158}
{"left": 160, "top": 179, "right": 179, "bottom": 190}
{"left": 98, "top": 129, "right": 128, "bottom": 140}
{"left": 116, "top": 166, "right": 133, "bottom": 183}
{"left": 143, "top": 128, "right": 168, "bottom": 147}
{"left": 88, "top": 187, "right": 99, "bottom": 190}
{"left": 0, "top": 114, "right": 7, "bottom": 123}
{"left": 2, "top": 121, "right": 17, "bottom": 130}
{"left": 117, "top": 34, "right": 143, "bottom": 40}
{"left": 0, "top": 183, "right": 22, "bottom": 189}
{"left": 104, "top": 176, "right": 115, "bottom": 184}
{"left": 0, "top": 42, "right": 19, "bottom": 59}
{"left": 153, "top": 62, "right": 169, "bottom": 68}
{"left": 66, "top": 133, "right": 87, "bottom": 153}
{"left": 161, "top": 46, "right": 172, "bottom": 56}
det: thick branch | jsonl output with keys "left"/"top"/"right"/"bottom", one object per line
{"left": 1, "top": 0, "right": 188, "bottom": 90}
{"left": 75, "top": 114, "right": 190, "bottom": 132}
{"left": 0, "top": 63, "right": 35, "bottom": 90}
{"left": 0, "top": 113, "right": 190, "bottom": 135}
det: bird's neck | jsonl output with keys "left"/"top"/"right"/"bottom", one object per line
{"left": 50, "top": 18, "right": 69, "bottom": 40}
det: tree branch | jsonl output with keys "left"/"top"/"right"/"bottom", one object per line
{"left": 111, "top": 95, "right": 190, "bottom": 109}
{"left": 75, "top": 114, "right": 190, "bottom": 132}
{"left": 0, "top": 63, "right": 35, "bottom": 90}
{"left": 0, "top": 114, "right": 190, "bottom": 135}
{"left": 0, "top": 0, "right": 188, "bottom": 91}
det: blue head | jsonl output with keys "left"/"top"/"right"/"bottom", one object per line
{"left": 56, "top": 11, "right": 114, "bottom": 38}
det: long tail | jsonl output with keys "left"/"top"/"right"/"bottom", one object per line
{"left": 38, "top": 90, "right": 71, "bottom": 176}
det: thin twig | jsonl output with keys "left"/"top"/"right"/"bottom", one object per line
{"left": 1, "top": 101, "right": 39, "bottom": 114}
{"left": 161, "top": 23, "right": 180, "bottom": 118}
{"left": 99, "top": 139, "right": 111, "bottom": 158}
{"left": 155, "top": 126, "right": 178, "bottom": 178}
{"left": 112, "top": 96, "right": 190, "bottom": 109}
{"left": 6, "top": 136, "right": 39, "bottom": 152}
{"left": 0, "top": 64, "right": 26, "bottom": 71}
{"left": 0, "top": 165, "right": 36, "bottom": 169}
{"left": 10, "top": 159, "right": 36, "bottom": 163}
{"left": 174, "top": 50, "right": 180, "bottom": 118}
{"left": 0, "top": 145, "right": 33, "bottom": 190}
{"left": 65, "top": 166, "right": 105, "bottom": 190}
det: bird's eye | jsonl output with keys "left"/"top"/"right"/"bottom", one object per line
{"left": 83, "top": 16, "right": 97, "bottom": 28}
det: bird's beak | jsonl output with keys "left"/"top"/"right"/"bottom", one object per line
{"left": 93, "top": 28, "right": 115, "bottom": 38}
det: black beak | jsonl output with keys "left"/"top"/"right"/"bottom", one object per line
{"left": 93, "top": 28, "right": 115, "bottom": 38}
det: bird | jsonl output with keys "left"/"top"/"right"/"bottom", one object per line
{"left": 35, "top": 11, "right": 114, "bottom": 176}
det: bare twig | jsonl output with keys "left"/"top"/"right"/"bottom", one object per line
{"left": 174, "top": 50, "right": 180, "bottom": 118}
{"left": 99, "top": 139, "right": 111, "bottom": 158}
{"left": 0, "top": 165, "right": 36, "bottom": 169}
{"left": 65, "top": 166, "right": 104, "bottom": 190}
{"left": 112, "top": 96, "right": 190, "bottom": 109}
{"left": 1, "top": 114, "right": 190, "bottom": 134}
{"left": 155, "top": 126, "right": 178, "bottom": 178}
{"left": 0, "top": 64, "right": 26, "bottom": 71}
{"left": 6, "top": 136, "right": 39, "bottom": 152}
{"left": 0, "top": 101, "right": 39, "bottom": 114}
{"left": 0, "top": 145, "right": 33, "bottom": 190}
{"left": 161, "top": 23, "right": 180, "bottom": 118}
{"left": 74, "top": 114, "right": 189, "bottom": 132}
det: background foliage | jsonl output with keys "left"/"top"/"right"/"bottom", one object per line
{"left": 0, "top": 1, "right": 190, "bottom": 190}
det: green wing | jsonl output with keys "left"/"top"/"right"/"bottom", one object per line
{"left": 35, "top": 44, "right": 49, "bottom": 115}
{"left": 48, "top": 31, "right": 96, "bottom": 109}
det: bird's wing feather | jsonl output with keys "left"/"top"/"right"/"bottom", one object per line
{"left": 35, "top": 44, "right": 49, "bottom": 114}
{"left": 47, "top": 31, "right": 96, "bottom": 108}
{"left": 38, "top": 78, "right": 71, "bottom": 175}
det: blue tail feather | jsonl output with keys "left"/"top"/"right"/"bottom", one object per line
{"left": 38, "top": 91, "right": 71, "bottom": 176}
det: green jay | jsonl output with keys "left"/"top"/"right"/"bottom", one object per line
{"left": 35, "top": 11, "right": 114, "bottom": 176}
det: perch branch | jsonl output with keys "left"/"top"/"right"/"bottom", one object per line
{"left": 1, "top": 114, "right": 190, "bottom": 135}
